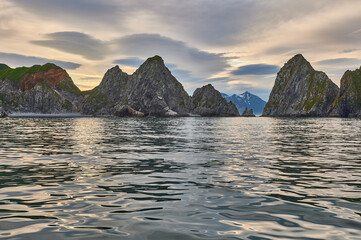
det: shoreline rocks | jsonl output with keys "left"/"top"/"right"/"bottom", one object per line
{"left": 241, "top": 107, "right": 255, "bottom": 117}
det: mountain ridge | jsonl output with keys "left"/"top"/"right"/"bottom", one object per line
{"left": 222, "top": 91, "right": 266, "bottom": 115}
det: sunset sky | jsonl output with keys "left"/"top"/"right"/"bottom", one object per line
{"left": 1, "top": 0, "right": 361, "bottom": 100}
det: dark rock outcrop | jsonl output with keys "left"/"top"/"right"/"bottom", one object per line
{"left": 83, "top": 56, "right": 239, "bottom": 117}
{"left": 192, "top": 84, "right": 240, "bottom": 117}
{"left": 329, "top": 67, "right": 361, "bottom": 117}
{"left": 263, "top": 54, "right": 339, "bottom": 117}
{"left": 83, "top": 56, "right": 192, "bottom": 117}
{"left": 0, "top": 102, "right": 7, "bottom": 118}
{"left": 241, "top": 107, "right": 255, "bottom": 117}
{"left": 0, "top": 63, "right": 83, "bottom": 114}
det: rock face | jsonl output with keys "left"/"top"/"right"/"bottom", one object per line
{"left": 329, "top": 67, "right": 361, "bottom": 117}
{"left": 83, "top": 56, "right": 239, "bottom": 117}
{"left": 241, "top": 107, "right": 255, "bottom": 117}
{"left": 0, "top": 63, "right": 83, "bottom": 114}
{"left": 83, "top": 56, "right": 192, "bottom": 116}
{"left": 222, "top": 91, "right": 266, "bottom": 115}
{"left": 263, "top": 54, "right": 339, "bottom": 117}
{"left": 192, "top": 84, "right": 240, "bottom": 117}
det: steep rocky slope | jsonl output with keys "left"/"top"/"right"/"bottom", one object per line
{"left": 241, "top": 107, "right": 255, "bottom": 117}
{"left": 192, "top": 84, "right": 240, "bottom": 117}
{"left": 83, "top": 56, "right": 238, "bottom": 117}
{"left": 83, "top": 56, "right": 192, "bottom": 116}
{"left": 329, "top": 67, "right": 361, "bottom": 117}
{"left": 263, "top": 54, "right": 339, "bottom": 117}
{"left": 0, "top": 63, "right": 83, "bottom": 114}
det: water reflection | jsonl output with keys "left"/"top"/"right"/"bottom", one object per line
{"left": 0, "top": 117, "right": 360, "bottom": 239}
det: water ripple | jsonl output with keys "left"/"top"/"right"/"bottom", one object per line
{"left": 0, "top": 117, "right": 360, "bottom": 239}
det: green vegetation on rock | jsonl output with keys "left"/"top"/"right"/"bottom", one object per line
{"left": 147, "top": 55, "right": 163, "bottom": 61}
{"left": 56, "top": 79, "right": 82, "bottom": 96}
{"left": 0, "top": 63, "right": 60, "bottom": 83}
{"left": 0, "top": 64, "right": 10, "bottom": 71}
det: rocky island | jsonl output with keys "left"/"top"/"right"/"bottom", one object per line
{"left": 329, "top": 67, "right": 361, "bottom": 117}
{"left": 0, "top": 56, "right": 239, "bottom": 117}
{"left": 263, "top": 54, "right": 361, "bottom": 117}
{"left": 262, "top": 54, "right": 339, "bottom": 117}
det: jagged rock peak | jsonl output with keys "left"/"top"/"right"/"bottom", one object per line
{"left": 329, "top": 66, "right": 361, "bottom": 117}
{"left": 241, "top": 107, "right": 255, "bottom": 117}
{"left": 192, "top": 84, "right": 240, "bottom": 117}
{"left": 263, "top": 54, "right": 339, "bottom": 117}
{"left": 135, "top": 55, "right": 167, "bottom": 74}
{"left": 284, "top": 54, "right": 314, "bottom": 72}
{"left": 146, "top": 55, "right": 164, "bottom": 62}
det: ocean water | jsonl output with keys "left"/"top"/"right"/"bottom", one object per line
{"left": 0, "top": 117, "right": 360, "bottom": 240}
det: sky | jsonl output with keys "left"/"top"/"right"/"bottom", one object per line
{"left": 1, "top": 0, "right": 361, "bottom": 101}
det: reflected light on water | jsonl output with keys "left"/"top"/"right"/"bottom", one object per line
{"left": 0, "top": 117, "right": 360, "bottom": 239}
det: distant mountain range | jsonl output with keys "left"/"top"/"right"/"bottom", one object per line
{"left": 222, "top": 92, "right": 267, "bottom": 115}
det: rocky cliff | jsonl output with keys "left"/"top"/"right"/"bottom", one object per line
{"left": 329, "top": 67, "right": 361, "bottom": 117}
{"left": 83, "top": 56, "right": 238, "bottom": 117}
{"left": 192, "top": 84, "right": 240, "bottom": 117}
{"left": 83, "top": 56, "right": 192, "bottom": 117}
{"left": 263, "top": 54, "right": 339, "bottom": 117}
{"left": 0, "top": 63, "right": 83, "bottom": 114}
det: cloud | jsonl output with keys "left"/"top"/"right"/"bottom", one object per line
{"left": 231, "top": 64, "right": 279, "bottom": 75}
{"left": 112, "top": 57, "right": 144, "bottom": 67}
{"left": 315, "top": 58, "right": 361, "bottom": 66}
{"left": 341, "top": 49, "right": 359, "bottom": 53}
{"left": 114, "top": 33, "right": 231, "bottom": 78}
{"left": 31, "top": 31, "right": 109, "bottom": 60}
{"left": 0, "top": 52, "right": 81, "bottom": 69}
{"left": 11, "top": 0, "right": 121, "bottom": 28}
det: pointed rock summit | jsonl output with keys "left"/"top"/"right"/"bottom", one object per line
{"left": 192, "top": 84, "right": 240, "bottom": 117}
{"left": 83, "top": 56, "right": 237, "bottom": 117}
{"left": 263, "top": 54, "right": 339, "bottom": 117}
{"left": 329, "top": 66, "right": 361, "bottom": 117}
{"left": 241, "top": 107, "right": 255, "bottom": 117}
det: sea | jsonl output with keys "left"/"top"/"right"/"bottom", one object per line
{"left": 0, "top": 117, "right": 360, "bottom": 239}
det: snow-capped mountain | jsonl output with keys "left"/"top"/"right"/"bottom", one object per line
{"left": 221, "top": 91, "right": 267, "bottom": 115}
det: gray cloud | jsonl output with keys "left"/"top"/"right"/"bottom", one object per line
{"left": 341, "top": 49, "right": 359, "bottom": 53}
{"left": 231, "top": 64, "right": 279, "bottom": 75}
{"left": 112, "top": 57, "right": 144, "bottom": 67}
{"left": 11, "top": 0, "right": 122, "bottom": 28}
{"left": 31, "top": 31, "right": 109, "bottom": 60}
{"left": 114, "top": 34, "right": 230, "bottom": 77}
{"left": 0, "top": 52, "right": 81, "bottom": 69}
{"left": 9, "top": 0, "right": 343, "bottom": 47}
{"left": 315, "top": 58, "right": 361, "bottom": 66}
{"left": 30, "top": 31, "right": 230, "bottom": 82}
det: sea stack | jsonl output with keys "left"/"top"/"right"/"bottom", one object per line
{"left": 262, "top": 54, "right": 339, "bottom": 117}
{"left": 192, "top": 84, "right": 240, "bottom": 117}
{"left": 82, "top": 56, "right": 192, "bottom": 117}
{"left": 241, "top": 107, "right": 255, "bottom": 117}
{"left": 329, "top": 66, "right": 361, "bottom": 117}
